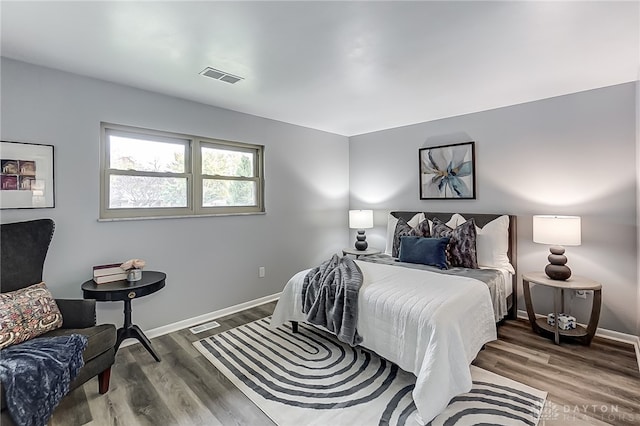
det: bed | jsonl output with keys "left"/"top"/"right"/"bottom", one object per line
{"left": 270, "top": 211, "right": 517, "bottom": 425}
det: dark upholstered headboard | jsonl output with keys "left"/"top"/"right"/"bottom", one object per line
{"left": 390, "top": 211, "right": 517, "bottom": 319}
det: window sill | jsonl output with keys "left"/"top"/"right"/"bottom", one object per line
{"left": 97, "top": 211, "right": 266, "bottom": 222}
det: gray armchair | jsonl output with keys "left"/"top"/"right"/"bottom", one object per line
{"left": 1, "top": 219, "right": 116, "bottom": 423}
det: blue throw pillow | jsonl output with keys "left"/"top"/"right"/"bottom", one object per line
{"left": 398, "top": 236, "right": 450, "bottom": 269}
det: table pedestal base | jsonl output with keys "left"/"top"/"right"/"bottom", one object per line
{"left": 114, "top": 299, "right": 161, "bottom": 362}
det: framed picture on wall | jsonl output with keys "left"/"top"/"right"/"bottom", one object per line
{"left": 419, "top": 141, "right": 475, "bottom": 200}
{"left": 0, "top": 141, "right": 55, "bottom": 209}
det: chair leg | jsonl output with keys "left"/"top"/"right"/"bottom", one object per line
{"left": 98, "top": 367, "right": 111, "bottom": 394}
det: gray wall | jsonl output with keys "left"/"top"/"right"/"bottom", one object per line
{"left": 2, "top": 57, "right": 637, "bottom": 338}
{"left": 349, "top": 82, "right": 638, "bottom": 336}
{"left": 0, "top": 58, "right": 350, "bottom": 330}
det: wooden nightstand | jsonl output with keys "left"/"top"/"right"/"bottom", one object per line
{"left": 522, "top": 271, "right": 602, "bottom": 345}
{"left": 342, "top": 247, "right": 381, "bottom": 259}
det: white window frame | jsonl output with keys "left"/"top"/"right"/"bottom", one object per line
{"left": 100, "top": 123, "right": 265, "bottom": 220}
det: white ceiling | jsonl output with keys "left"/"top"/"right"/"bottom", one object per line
{"left": 1, "top": 1, "right": 638, "bottom": 136}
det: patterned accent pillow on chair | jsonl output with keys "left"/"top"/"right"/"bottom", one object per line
{"left": 0, "top": 281, "right": 63, "bottom": 349}
{"left": 431, "top": 217, "right": 479, "bottom": 269}
{"left": 392, "top": 218, "right": 431, "bottom": 257}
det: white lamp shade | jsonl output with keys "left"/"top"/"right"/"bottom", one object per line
{"left": 349, "top": 210, "right": 373, "bottom": 229}
{"left": 533, "top": 215, "right": 581, "bottom": 246}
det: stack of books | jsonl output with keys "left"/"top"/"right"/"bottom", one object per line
{"left": 93, "top": 263, "right": 127, "bottom": 284}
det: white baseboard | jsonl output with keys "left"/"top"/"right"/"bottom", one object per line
{"left": 516, "top": 309, "right": 640, "bottom": 372}
{"left": 119, "top": 292, "right": 281, "bottom": 348}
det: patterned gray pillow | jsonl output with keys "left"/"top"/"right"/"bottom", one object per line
{"left": 410, "top": 219, "right": 430, "bottom": 238}
{"left": 431, "top": 217, "right": 478, "bottom": 269}
{"left": 392, "top": 218, "right": 431, "bottom": 257}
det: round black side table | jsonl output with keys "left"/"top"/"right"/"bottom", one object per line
{"left": 82, "top": 271, "right": 166, "bottom": 362}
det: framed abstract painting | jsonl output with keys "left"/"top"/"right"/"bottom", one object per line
{"left": 1, "top": 141, "right": 55, "bottom": 209}
{"left": 419, "top": 141, "right": 475, "bottom": 200}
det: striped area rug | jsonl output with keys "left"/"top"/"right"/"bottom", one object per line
{"left": 193, "top": 318, "right": 546, "bottom": 426}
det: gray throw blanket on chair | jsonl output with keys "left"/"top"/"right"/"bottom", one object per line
{"left": 0, "top": 334, "right": 88, "bottom": 426}
{"left": 302, "top": 254, "right": 363, "bottom": 346}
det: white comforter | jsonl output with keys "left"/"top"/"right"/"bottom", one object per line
{"left": 270, "top": 259, "right": 497, "bottom": 425}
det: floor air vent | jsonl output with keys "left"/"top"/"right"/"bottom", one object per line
{"left": 189, "top": 321, "right": 221, "bottom": 334}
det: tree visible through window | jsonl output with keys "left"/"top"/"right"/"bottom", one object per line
{"left": 201, "top": 145, "right": 256, "bottom": 207}
{"left": 100, "top": 123, "right": 264, "bottom": 219}
{"left": 108, "top": 134, "right": 188, "bottom": 209}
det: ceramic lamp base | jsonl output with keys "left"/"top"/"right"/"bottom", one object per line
{"left": 354, "top": 230, "right": 368, "bottom": 251}
{"left": 545, "top": 246, "right": 571, "bottom": 280}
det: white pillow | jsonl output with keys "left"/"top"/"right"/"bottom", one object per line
{"left": 447, "top": 213, "right": 465, "bottom": 229}
{"left": 458, "top": 214, "right": 514, "bottom": 273}
{"left": 384, "top": 212, "right": 425, "bottom": 255}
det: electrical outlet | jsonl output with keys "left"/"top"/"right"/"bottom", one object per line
{"left": 575, "top": 290, "right": 587, "bottom": 299}
{"left": 259, "top": 266, "right": 265, "bottom": 278}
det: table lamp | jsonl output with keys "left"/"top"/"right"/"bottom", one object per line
{"left": 349, "top": 210, "right": 373, "bottom": 251}
{"left": 533, "top": 215, "right": 581, "bottom": 280}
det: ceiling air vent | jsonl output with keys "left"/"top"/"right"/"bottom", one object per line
{"left": 199, "top": 67, "right": 243, "bottom": 84}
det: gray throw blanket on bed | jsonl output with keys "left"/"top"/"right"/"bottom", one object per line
{"left": 302, "top": 254, "right": 363, "bottom": 346}
{"left": 0, "top": 334, "right": 88, "bottom": 426}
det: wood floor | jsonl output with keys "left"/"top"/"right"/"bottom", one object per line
{"left": 50, "top": 301, "right": 640, "bottom": 426}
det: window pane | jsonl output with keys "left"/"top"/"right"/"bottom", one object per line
{"left": 109, "top": 135, "right": 186, "bottom": 173}
{"left": 202, "top": 179, "right": 256, "bottom": 207}
{"left": 201, "top": 146, "right": 254, "bottom": 177}
{"left": 109, "top": 175, "right": 187, "bottom": 208}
